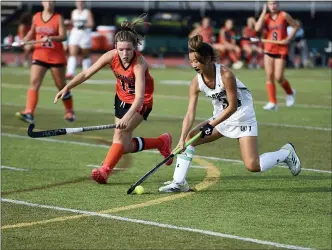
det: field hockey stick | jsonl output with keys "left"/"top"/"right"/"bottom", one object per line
{"left": 232, "top": 36, "right": 261, "bottom": 43}
{"left": 127, "top": 132, "right": 202, "bottom": 194}
{"left": 232, "top": 36, "right": 287, "bottom": 45}
{"left": 1, "top": 40, "right": 43, "bottom": 48}
{"left": 27, "top": 123, "right": 116, "bottom": 138}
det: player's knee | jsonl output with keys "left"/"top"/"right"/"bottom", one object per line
{"left": 245, "top": 158, "right": 260, "bottom": 172}
{"left": 30, "top": 79, "right": 42, "bottom": 90}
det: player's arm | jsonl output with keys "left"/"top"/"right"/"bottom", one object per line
{"left": 120, "top": 56, "right": 147, "bottom": 122}
{"left": 255, "top": 4, "right": 267, "bottom": 32}
{"left": 48, "top": 15, "right": 66, "bottom": 42}
{"left": 85, "top": 10, "right": 94, "bottom": 29}
{"left": 209, "top": 68, "right": 238, "bottom": 127}
{"left": 22, "top": 16, "right": 36, "bottom": 42}
{"left": 283, "top": 12, "right": 299, "bottom": 43}
{"left": 179, "top": 76, "right": 200, "bottom": 142}
{"left": 54, "top": 50, "right": 115, "bottom": 103}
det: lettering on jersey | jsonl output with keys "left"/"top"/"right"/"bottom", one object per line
{"left": 36, "top": 27, "right": 56, "bottom": 35}
{"left": 206, "top": 90, "right": 242, "bottom": 109}
{"left": 267, "top": 24, "right": 285, "bottom": 31}
{"left": 113, "top": 72, "right": 135, "bottom": 85}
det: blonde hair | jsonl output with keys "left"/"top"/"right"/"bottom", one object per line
{"left": 188, "top": 35, "right": 218, "bottom": 64}
{"left": 114, "top": 13, "right": 148, "bottom": 48}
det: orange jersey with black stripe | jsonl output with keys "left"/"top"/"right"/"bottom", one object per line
{"left": 241, "top": 27, "right": 257, "bottom": 46}
{"left": 263, "top": 11, "right": 288, "bottom": 55}
{"left": 110, "top": 51, "right": 154, "bottom": 107}
{"left": 200, "top": 27, "right": 213, "bottom": 44}
{"left": 32, "top": 12, "right": 66, "bottom": 64}
{"left": 218, "top": 27, "right": 235, "bottom": 44}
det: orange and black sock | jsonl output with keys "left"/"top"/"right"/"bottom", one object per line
{"left": 280, "top": 79, "right": 293, "bottom": 95}
{"left": 131, "top": 137, "right": 163, "bottom": 153}
{"left": 62, "top": 91, "right": 73, "bottom": 113}
{"left": 25, "top": 88, "right": 38, "bottom": 114}
{"left": 266, "top": 82, "right": 277, "bottom": 104}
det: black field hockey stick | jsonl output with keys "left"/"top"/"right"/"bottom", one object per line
{"left": 127, "top": 132, "right": 202, "bottom": 194}
{"left": 27, "top": 123, "right": 117, "bottom": 138}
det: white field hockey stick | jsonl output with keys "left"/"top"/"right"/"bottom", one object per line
{"left": 27, "top": 123, "right": 117, "bottom": 138}
{"left": 1, "top": 40, "right": 43, "bottom": 48}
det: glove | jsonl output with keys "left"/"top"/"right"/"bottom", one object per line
{"left": 200, "top": 123, "right": 214, "bottom": 138}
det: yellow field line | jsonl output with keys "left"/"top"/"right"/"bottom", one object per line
{"left": 1, "top": 157, "right": 220, "bottom": 230}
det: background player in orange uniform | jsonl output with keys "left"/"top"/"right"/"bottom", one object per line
{"left": 255, "top": 1, "right": 299, "bottom": 111}
{"left": 17, "top": 12, "right": 33, "bottom": 67}
{"left": 54, "top": 14, "right": 173, "bottom": 184}
{"left": 214, "top": 19, "right": 243, "bottom": 69}
{"left": 189, "top": 16, "right": 214, "bottom": 44}
{"left": 16, "top": 0, "right": 75, "bottom": 124}
{"left": 241, "top": 17, "right": 263, "bottom": 69}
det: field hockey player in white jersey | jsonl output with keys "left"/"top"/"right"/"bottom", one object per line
{"left": 159, "top": 34, "right": 302, "bottom": 193}
{"left": 66, "top": 0, "right": 94, "bottom": 79}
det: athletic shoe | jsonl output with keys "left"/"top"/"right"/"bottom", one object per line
{"left": 91, "top": 168, "right": 109, "bottom": 184}
{"left": 159, "top": 180, "right": 190, "bottom": 193}
{"left": 286, "top": 89, "right": 296, "bottom": 107}
{"left": 15, "top": 111, "right": 34, "bottom": 124}
{"left": 158, "top": 133, "right": 173, "bottom": 166}
{"left": 64, "top": 111, "right": 75, "bottom": 122}
{"left": 263, "top": 102, "right": 278, "bottom": 111}
{"left": 281, "top": 143, "right": 301, "bottom": 176}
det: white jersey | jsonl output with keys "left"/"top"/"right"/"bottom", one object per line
{"left": 72, "top": 9, "right": 90, "bottom": 31}
{"left": 197, "top": 63, "right": 257, "bottom": 126}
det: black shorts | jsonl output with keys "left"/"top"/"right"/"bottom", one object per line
{"left": 114, "top": 94, "right": 152, "bottom": 120}
{"left": 32, "top": 59, "right": 65, "bottom": 69}
{"left": 264, "top": 52, "right": 288, "bottom": 60}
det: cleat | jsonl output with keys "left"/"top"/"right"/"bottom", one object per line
{"left": 286, "top": 89, "right": 296, "bottom": 107}
{"left": 263, "top": 102, "right": 278, "bottom": 111}
{"left": 281, "top": 143, "right": 301, "bottom": 176}
{"left": 15, "top": 111, "right": 34, "bottom": 124}
{"left": 159, "top": 180, "right": 190, "bottom": 193}
{"left": 66, "top": 74, "right": 73, "bottom": 80}
{"left": 91, "top": 168, "right": 108, "bottom": 184}
{"left": 64, "top": 111, "right": 75, "bottom": 122}
{"left": 158, "top": 133, "right": 173, "bottom": 166}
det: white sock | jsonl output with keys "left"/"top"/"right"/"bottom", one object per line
{"left": 66, "top": 56, "right": 77, "bottom": 76}
{"left": 82, "top": 57, "right": 91, "bottom": 70}
{"left": 173, "top": 145, "right": 195, "bottom": 184}
{"left": 259, "top": 149, "right": 289, "bottom": 172}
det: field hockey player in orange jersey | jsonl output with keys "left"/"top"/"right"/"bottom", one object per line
{"left": 255, "top": 1, "right": 299, "bottom": 111}
{"left": 54, "top": 14, "right": 173, "bottom": 184}
{"left": 16, "top": 0, "right": 75, "bottom": 124}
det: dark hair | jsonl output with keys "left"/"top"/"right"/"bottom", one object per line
{"left": 20, "top": 12, "right": 32, "bottom": 25}
{"left": 114, "top": 13, "right": 148, "bottom": 48}
{"left": 188, "top": 35, "right": 218, "bottom": 64}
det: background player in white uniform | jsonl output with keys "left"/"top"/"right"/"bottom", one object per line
{"left": 159, "top": 35, "right": 301, "bottom": 192}
{"left": 66, "top": 0, "right": 94, "bottom": 79}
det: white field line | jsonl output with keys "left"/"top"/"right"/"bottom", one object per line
{"left": 2, "top": 83, "right": 331, "bottom": 110}
{"left": 0, "top": 198, "right": 313, "bottom": 250}
{"left": 3, "top": 102, "right": 331, "bottom": 132}
{"left": 1, "top": 166, "right": 28, "bottom": 171}
{"left": 2, "top": 133, "right": 331, "bottom": 174}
